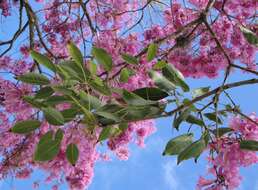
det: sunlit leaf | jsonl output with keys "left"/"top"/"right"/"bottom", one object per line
{"left": 120, "top": 68, "right": 130, "bottom": 83}
{"left": 162, "top": 65, "right": 189, "bottom": 92}
{"left": 121, "top": 53, "right": 138, "bottom": 65}
{"left": 147, "top": 43, "right": 158, "bottom": 62}
{"left": 153, "top": 60, "right": 167, "bottom": 70}
{"left": 67, "top": 41, "right": 84, "bottom": 68}
{"left": 192, "top": 87, "right": 210, "bottom": 98}
{"left": 92, "top": 46, "right": 113, "bottom": 71}
{"left": 240, "top": 26, "right": 258, "bottom": 47}
{"left": 148, "top": 70, "right": 176, "bottom": 92}
{"left": 30, "top": 50, "right": 57, "bottom": 72}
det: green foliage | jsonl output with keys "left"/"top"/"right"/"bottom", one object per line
{"left": 162, "top": 65, "right": 189, "bottom": 92}
{"left": 121, "top": 53, "right": 138, "bottom": 65}
{"left": 17, "top": 73, "right": 50, "bottom": 85}
{"left": 153, "top": 60, "right": 167, "bottom": 70}
{"left": 240, "top": 26, "right": 258, "bottom": 47}
{"left": 163, "top": 133, "right": 193, "bottom": 156}
{"left": 177, "top": 138, "right": 206, "bottom": 164}
{"left": 14, "top": 40, "right": 257, "bottom": 171}
{"left": 34, "top": 129, "right": 63, "bottom": 161}
{"left": 11, "top": 120, "right": 41, "bottom": 134}
{"left": 132, "top": 87, "right": 169, "bottom": 101}
{"left": 35, "top": 87, "right": 54, "bottom": 99}
{"left": 42, "top": 107, "right": 65, "bottom": 126}
{"left": 148, "top": 70, "right": 176, "bottom": 92}
{"left": 211, "top": 128, "right": 233, "bottom": 137}
{"left": 66, "top": 143, "right": 79, "bottom": 166}
{"left": 192, "top": 87, "right": 210, "bottom": 98}
{"left": 204, "top": 112, "right": 223, "bottom": 124}
{"left": 240, "top": 140, "right": 258, "bottom": 151}
{"left": 92, "top": 46, "right": 113, "bottom": 71}
{"left": 147, "top": 43, "right": 158, "bottom": 62}
{"left": 30, "top": 50, "right": 57, "bottom": 72}
{"left": 173, "top": 109, "right": 192, "bottom": 130}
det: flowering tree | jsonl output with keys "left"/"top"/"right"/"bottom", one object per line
{"left": 0, "top": 0, "right": 257, "bottom": 189}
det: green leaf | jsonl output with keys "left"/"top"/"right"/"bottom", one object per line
{"left": 98, "top": 126, "right": 120, "bottom": 142}
{"left": 186, "top": 115, "right": 205, "bottom": 127}
{"left": 121, "top": 53, "right": 138, "bottom": 65}
{"left": 38, "top": 131, "right": 54, "bottom": 146}
{"left": 211, "top": 127, "right": 233, "bottom": 137}
{"left": 34, "top": 130, "right": 63, "bottom": 161}
{"left": 57, "top": 64, "right": 82, "bottom": 81}
{"left": 44, "top": 95, "right": 71, "bottom": 106}
{"left": 153, "top": 60, "right": 167, "bottom": 70}
{"left": 148, "top": 70, "right": 176, "bottom": 92}
{"left": 162, "top": 65, "right": 189, "bottom": 92}
{"left": 120, "top": 68, "right": 130, "bottom": 83}
{"left": 92, "top": 46, "right": 113, "bottom": 71}
{"left": 95, "top": 111, "right": 121, "bottom": 123}
{"left": 55, "top": 129, "right": 64, "bottom": 142}
{"left": 68, "top": 95, "right": 96, "bottom": 125}
{"left": 67, "top": 41, "right": 84, "bottom": 68}
{"left": 30, "top": 50, "right": 57, "bottom": 72}
{"left": 192, "top": 87, "right": 210, "bottom": 98}
{"left": 121, "top": 105, "right": 162, "bottom": 121}
{"left": 98, "top": 126, "right": 112, "bottom": 142}
{"left": 147, "top": 43, "right": 158, "bottom": 62}
{"left": 240, "top": 26, "right": 258, "bottom": 47}
{"left": 119, "top": 123, "right": 129, "bottom": 132}
{"left": 35, "top": 87, "right": 54, "bottom": 99}
{"left": 132, "top": 87, "right": 169, "bottom": 101}
{"left": 97, "top": 104, "right": 123, "bottom": 113}
{"left": 240, "top": 140, "right": 258, "bottom": 151}
{"left": 61, "top": 108, "right": 78, "bottom": 122}
{"left": 173, "top": 109, "right": 191, "bottom": 130}
{"left": 42, "top": 107, "right": 65, "bottom": 126}
{"left": 11, "top": 120, "right": 41, "bottom": 134}
{"left": 58, "top": 60, "right": 90, "bottom": 82}
{"left": 66, "top": 143, "right": 79, "bottom": 166}
{"left": 88, "top": 61, "right": 97, "bottom": 75}
{"left": 88, "top": 78, "right": 111, "bottom": 96}
{"left": 163, "top": 133, "right": 193, "bottom": 156}
{"left": 23, "top": 96, "right": 45, "bottom": 108}
{"left": 79, "top": 91, "right": 102, "bottom": 110}
{"left": 17, "top": 73, "right": 50, "bottom": 85}
{"left": 52, "top": 85, "right": 75, "bottom": 96}
{"left": 204, "top": 113, "right": 222, "bottom": 124}
{"left": 177, "top": 139, "right": 206, "bottom": 164}
{"left": 122, "top": 90, "right": 156, "bottom": 106}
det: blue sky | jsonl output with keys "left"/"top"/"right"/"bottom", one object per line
{"left": 0, "top": 1, "right": 258, "bottom": 190}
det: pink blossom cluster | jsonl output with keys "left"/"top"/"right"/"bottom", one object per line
{"left": 197, "top": 114, "right": 258, "bottom": 190}
{"left": 0, "top": 0, "right": 10, "bottom": 17}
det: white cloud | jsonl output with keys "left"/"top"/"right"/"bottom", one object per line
{"left": 162, "top": 159, "right": 180, "bottom": 190}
